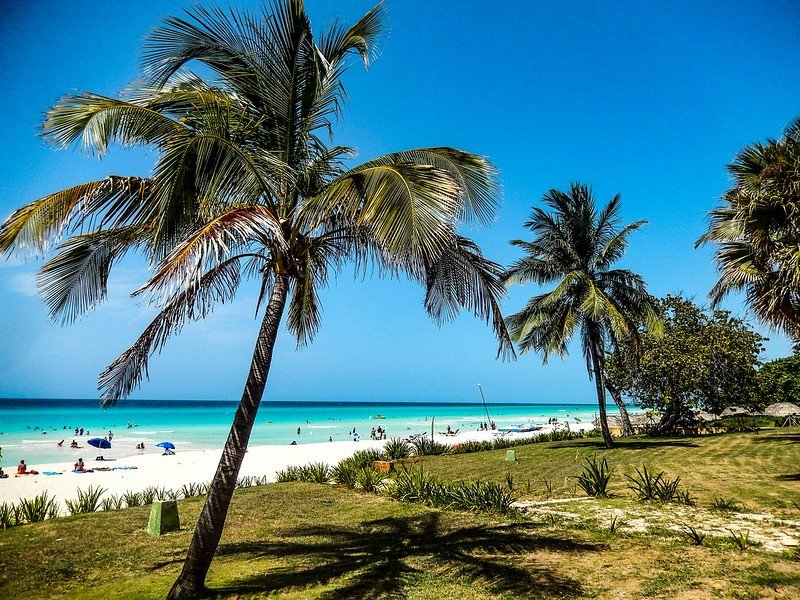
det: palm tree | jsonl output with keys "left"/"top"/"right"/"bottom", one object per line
{"left": 0, "top": 3, "right": 512, "bottom": 597}
{"left": 503, "top": 183, "right": 659, "bottom": 448}
{"left": 698, "top": 117, "right": 800, "bottom": 341}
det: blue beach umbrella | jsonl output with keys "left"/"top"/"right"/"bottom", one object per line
{"left": 87, "top": 437, "right": 111, "bottom": 460}
{"left": 156, "top": 441, "right": 175, "bottom": 449}
{"left": 87, "top": 438, "right": 111, "bottom": 449}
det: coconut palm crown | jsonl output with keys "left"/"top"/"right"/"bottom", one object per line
{"left": 0, "top": 2, "right": 512, "bottom": 597}
{"left": 698, "top": 117, "right": 800, "bottom": 341}
{"left": 503, "top": 183, "right": 660, "bottom": 448}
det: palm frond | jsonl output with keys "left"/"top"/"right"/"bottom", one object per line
{"left": 424, "top": 236, "right": 514, "bottom": 359}
{"left": 98, "top": 256, "right": 248, "bottom": 405}
{"left": 37, "top": 225, "right": 151, "bottom": 324}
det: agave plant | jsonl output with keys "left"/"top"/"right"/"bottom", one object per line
{"left": 575, "top": 455, "right": 612, "bottom": 498}
{"left": 382, "top": 437, "right": 413, "bottom": 460}
{"left": 65, "top": 486, "right": 107, "bottom": 515}
{"left": 17, "top": 492, "right": 59, "bottom": 523}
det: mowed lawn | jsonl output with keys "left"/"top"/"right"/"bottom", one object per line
{"left": 0, "top": 430, "right": 798, "bottom": 599}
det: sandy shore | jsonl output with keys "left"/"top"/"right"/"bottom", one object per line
{"left": 1, "top": 423, "right": 593, "bottom": 509}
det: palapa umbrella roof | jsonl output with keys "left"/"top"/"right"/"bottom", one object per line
{"left": 719, "top": 406, "right": 752, "bottom": 417}
{"left": 762, "top": 402, "right": 800, "bottom": 417}
{"left": 694, "top": 410, "right": 718, "bottom": 422}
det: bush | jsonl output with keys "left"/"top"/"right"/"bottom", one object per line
{"left": 122, "top": 491, "right": 143, "bottom": 508}
{"left": 412, "top": 438, "right": 450, "bottom": 456}
{"left": 0, "top": 502, "right": 19, "bottom": 528}
{"left": 332, "top": 459, "right": 359, "bottom": 488}
{"left": 100, "top": 494, "right": 124, "bottom": 511}
{"left": 18, "top": 492, "right": 58, "bottom": 523}
{"left": 383, "top": 438, "right": 412, "bottom": 460}
{"left": 356, "top": 466, "right": 388, "bottom": 492}
{"left": 575, "top": 455, "right": 612, "bottom": 497}
{"left": 299, "top": 462, "right": 331, "bottom": 484}
{"left": 387, "top": 468, "right": 515, "bottom": 515}
{"left": 65, "top": 486, "right": 107, "bottom": 515}
{"left": 275, "top": 466, "right": 303, "bottom": 482}
{"left": 625, "top": 466, "right": 686, "bottom": 503}
{"left": 349, "top": 449, "right": 384, "bottom": 468}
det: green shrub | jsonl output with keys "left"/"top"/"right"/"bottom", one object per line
{"left": 711, "top": 497, "right": 740, "bottom": 511}
{"left": 383, "top": 437, "right": 412, "bottom": 460}
{"left": 626, "top": 466, "right": 663, "bottom": 502}
{"left": 65, "top": 486, "right": 107, "bottom": 515}
{"left": 18, "top": 492, "right": 58, "bottom": 523}
{"left": 683, "top": 524, "right": 706, "bottom": 545}
{"left": 575, "top": 455, "right": 612, "bottom": 497}
{"left": 275, "top": 466, "right": 302, "bottom": 482}
{"left": 387, "top": 468, "right": 515, "bottom": 515}
{"left": 100, "top": 494, "right": 123, "bottom": 511}
{"left": 180, "top": 482, "right": 207, "bottom": 498}
{"left": 0, "top": 502, "right": 19, "bottom": 528}
{"left": 412, "top": 438, "right": 450, "bottom": 456}
{"left": 332, "top": 459, "right": 359, "bottom": 489}
{"left": 122, "top": 491, "right": 143, "bottom": 508}
{"left": 299, "top": 462, "right": 331, "bottom": 483}
{"left": 349, "top": 448, "right": 384, "bottom": 468}
{"left": 729, "top": 528, "right": 750, "bottom": 550}
{"left": 356, "top": 466, "right": 387, "bottom": 492}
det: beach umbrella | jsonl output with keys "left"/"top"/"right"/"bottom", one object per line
{"left": 87, "top": 437, "right": 111, "bottom": 460}
{"left": 719, "top": 406, "right": 753, "bottom": 417}
{"left": 762, "top": 402, "right": 800, "bottom": 417}
{"left": 87, "top": 438, "right": 111, "bottom": 449}
{"left": 156, "top": 441, "right": 175, "bottom": 449}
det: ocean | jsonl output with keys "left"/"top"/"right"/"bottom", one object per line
{"left": 0, "top": 398, "right": 604, "bottom": 468}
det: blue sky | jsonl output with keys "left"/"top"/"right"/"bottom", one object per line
{"left": 1, "top": 0, "right": 798, "bottom": 403}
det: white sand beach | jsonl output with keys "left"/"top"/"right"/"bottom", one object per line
{"left": 0, "top": 423, "right": 594, "bottom": 510}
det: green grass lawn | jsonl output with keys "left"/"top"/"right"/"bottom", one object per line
{"left": 1, "top": 429, "right": 799, "bottom": 599}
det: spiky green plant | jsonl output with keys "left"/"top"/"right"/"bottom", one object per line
{"left": 575, "top": 455, "right": 612, "bottom": 497}
{"left": 18, "top": 492, "right": 58, "bottom": 523}
{"left": 275, "top": 466, "right": 302, "bottom": 483}
{"left": 412, "top": 438, "right": 450, "bottom": 456}
{"left": 0, "top": 502, "right": 19, "bottom": 528}
{"left": 683, "top": 524, "right": 706, "bottom": 546}
{"left": 712, "top": 497, "right": 740, "bottom": 512}
{"left": 356, "top": 466, "right": 387, "bottom": 492}
{"left": 300, "top": 462, "right": 331, "bottom": 484}
{"left": 122, "top": 491, "right": 143, "bottom": 508}
{"left": 382, "top": 437, "right": 412, "bottom": 460}
{"left": 729, "top": 528, "right": 750, "bottom": 550}
{"left": 625, "top": 466, "right": 663, "bottom": 502}
{"left": 65, "top": 486, "right": 107, "bottom": 515}
{"left": 331, "top": 460, "right": 359, "bottom": 489}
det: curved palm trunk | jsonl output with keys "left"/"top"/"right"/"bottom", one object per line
{"left": 605, "top": 381, "right": 633, "bottom": 436}
{"left": 168, "top": 274, "right": 289, "bottom": 599}
{"left": 588, "top": 333, "right": 614, "bottom": 449}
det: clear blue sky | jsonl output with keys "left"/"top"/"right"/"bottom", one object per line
{"left": 1, "top": 1, "right": 798, "bottom": 403}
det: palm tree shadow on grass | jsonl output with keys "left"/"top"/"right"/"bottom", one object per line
{"left": 208, "top": 512, "right": 599, "bottom": 598}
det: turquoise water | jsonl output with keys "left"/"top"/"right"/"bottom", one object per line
{"left": 0, "top": 399, "right": 602, "bottom": 467}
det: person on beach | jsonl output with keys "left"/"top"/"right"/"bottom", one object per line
{"left": 329, "top": 436, "right": 333, "bottom": 442}
{"left": 74, "top": 458, "right": 85, "bottom": 472}
{"left": 57, "top": 439, "right": 64, "bottom": 447}
{"left": 17, "top": 461, "right": 37, "bottom": 475}
{"left": 0, "top": 467, "right": 7, "bottom": 479}
{"left": 297, "top": 427, "right": 301, "bottom": 435}
{"left": 70, "top": 440, "right": 78, "bottom": 448}
{"left": 290, "top": 440, "right": 297, "bottom": 445}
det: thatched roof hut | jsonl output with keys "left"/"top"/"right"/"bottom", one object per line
{"left": 694, "top": 410, "right": 718, "bottom": 422}
{"left": 719, "top": 406, "right": 753, "bottom": 417}
{"left": 763, "top": 402, "right": 800, "bottom": 417}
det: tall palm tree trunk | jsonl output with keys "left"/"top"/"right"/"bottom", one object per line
{"left": 605, "top": 381, "right": 633, "bottom": 436}
{"left": 168, "top": 274, "right": 289, "bottom": 599}
{"left": 588, "top": 334, "right": 614, "bottom": 449}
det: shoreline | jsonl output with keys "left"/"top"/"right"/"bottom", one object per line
{"left": 0, "top": 423, "right": 594, "bottom": 509}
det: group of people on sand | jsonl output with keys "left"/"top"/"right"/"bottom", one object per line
{"left": 477, "top": 421, "right": 496, "bottom": 431}
{"left": 370, "top": 427, "right": 386, "bottom": 440}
